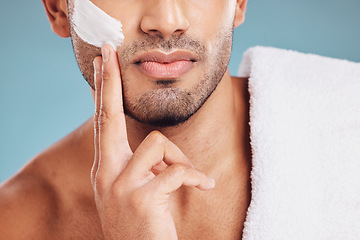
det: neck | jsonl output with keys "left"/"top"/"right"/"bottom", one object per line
{"left": 78, "top": 69, "right": 250, "bottom": 203}
{"left": 124, "top": 69, "right": 249, "bottom": 176}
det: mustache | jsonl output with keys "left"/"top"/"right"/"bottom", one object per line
{"left": 119, "top": 34, "right": 207, "bottom": 64}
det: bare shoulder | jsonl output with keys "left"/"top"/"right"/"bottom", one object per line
{"left": 0, "top": 165, "right": 59, "bottom": 239}
{"left": 0, "top": 118, "right": 96, "bottom": 239}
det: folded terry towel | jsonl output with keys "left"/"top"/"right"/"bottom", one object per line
{"left": 238, "top": 46, "right": 360, "bottom": 240}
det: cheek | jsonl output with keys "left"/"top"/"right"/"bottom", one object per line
{"left": 72, "top": 0, "right": 124, "bottom": 50}
{"left": 91, "top": 0, "right": 235, "bottom": 43}
{"left": 72, "top": 33, "right": 102, "bottom": 89}
{"left": 90, "top": 0, "right": 143, "bottom": 48}
{"left": 186, "top": 0, "right": 235, "bottom": 50}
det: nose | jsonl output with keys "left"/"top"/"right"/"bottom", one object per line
{"left": 140, "top": 0, "right": 190, "bottom": 39}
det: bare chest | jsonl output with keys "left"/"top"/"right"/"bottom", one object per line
{"left": 56, "top": 191, "right": 249, "bottom": 240}
{"left": 170, "top": 187, "right": 250, "bottom": 240}
{"left": 56, "top": 169, "right": 251, "bottom": 240}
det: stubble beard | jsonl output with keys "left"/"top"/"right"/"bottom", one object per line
{"left": 120, "top": 29, "right": 234, "bottom": 128}
{"left": 68, "top": 1, "right": 234, "bottom": 128}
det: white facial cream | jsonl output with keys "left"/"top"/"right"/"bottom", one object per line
{"left": 71, "top": 0, "right": 124, "bottom": 51}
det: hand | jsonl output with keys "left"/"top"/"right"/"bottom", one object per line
{"left": 91, "top": 45, "right": 215, "bottom": 240}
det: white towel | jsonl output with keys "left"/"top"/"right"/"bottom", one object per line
{"left": 238, "top": 46, "right": 360, "bottom": 240}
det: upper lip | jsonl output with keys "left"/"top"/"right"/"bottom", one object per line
{"left": 133, "top": 51, "right": 197, "bottom": 64}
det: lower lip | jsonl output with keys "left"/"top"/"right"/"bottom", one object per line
{"left": 136, "top": 60, "right": 195, "bottom": 79}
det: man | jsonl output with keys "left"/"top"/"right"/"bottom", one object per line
{"left": 0, "top": 0, "right": 251, "bottom": 239}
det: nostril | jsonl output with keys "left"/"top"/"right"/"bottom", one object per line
{"left": 144, "top": 29, "right": 162, "bottom": 36}
{"left": 140, "top": 5, "right": 190, "bottom": 39}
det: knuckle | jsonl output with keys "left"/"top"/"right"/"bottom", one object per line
{"left": 169, "top": 163, "right": 188, "bottom": 176}
{"left": 153, "top": 164, "right": 189, "bottom": 193}
{"left": 102, "top": 68, "right": 111, "bottom": 81}
{"left": 109, "top": 179, "right": 126, "bottom": 199}
{"left": 98, "top": 107, "right": 123, "bottom": 128}
{"left": 98, "top": 107, "right": 112, "bottom": 127}
{"left": 147, "top": 131, "right": 165, "bottom": 145}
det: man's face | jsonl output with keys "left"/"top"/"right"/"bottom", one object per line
{"left": 69, "top": 0, "right": 238, "bottom": 127}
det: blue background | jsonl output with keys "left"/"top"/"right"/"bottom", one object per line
{"left": 1, "top": 0, "right": 359, "bottom": 182}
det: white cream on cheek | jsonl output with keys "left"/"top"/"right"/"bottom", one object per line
{"left": 72, "top": 0, "right": 124, "bottom": 51}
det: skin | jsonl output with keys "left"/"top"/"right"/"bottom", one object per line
{"left": 70, "top": 0, "right": 238, "bottom": 127}
{"left": 0, "top": 0, "right": 252, "bottom": 239}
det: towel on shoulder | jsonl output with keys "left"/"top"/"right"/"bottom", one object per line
{"left": 238, "top": 46, "right": 360, "bottom": 240}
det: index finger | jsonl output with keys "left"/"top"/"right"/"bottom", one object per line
{"left": 95, "top": 45, "right": 132, "bottom": 177}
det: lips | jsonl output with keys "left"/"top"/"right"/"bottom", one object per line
{"left": 133, "top": 51, "right": 197, "bottom": 79}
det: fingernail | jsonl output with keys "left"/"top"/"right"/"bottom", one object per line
{"left": 102, "top": 46, "right": 110, "bottom": 63}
